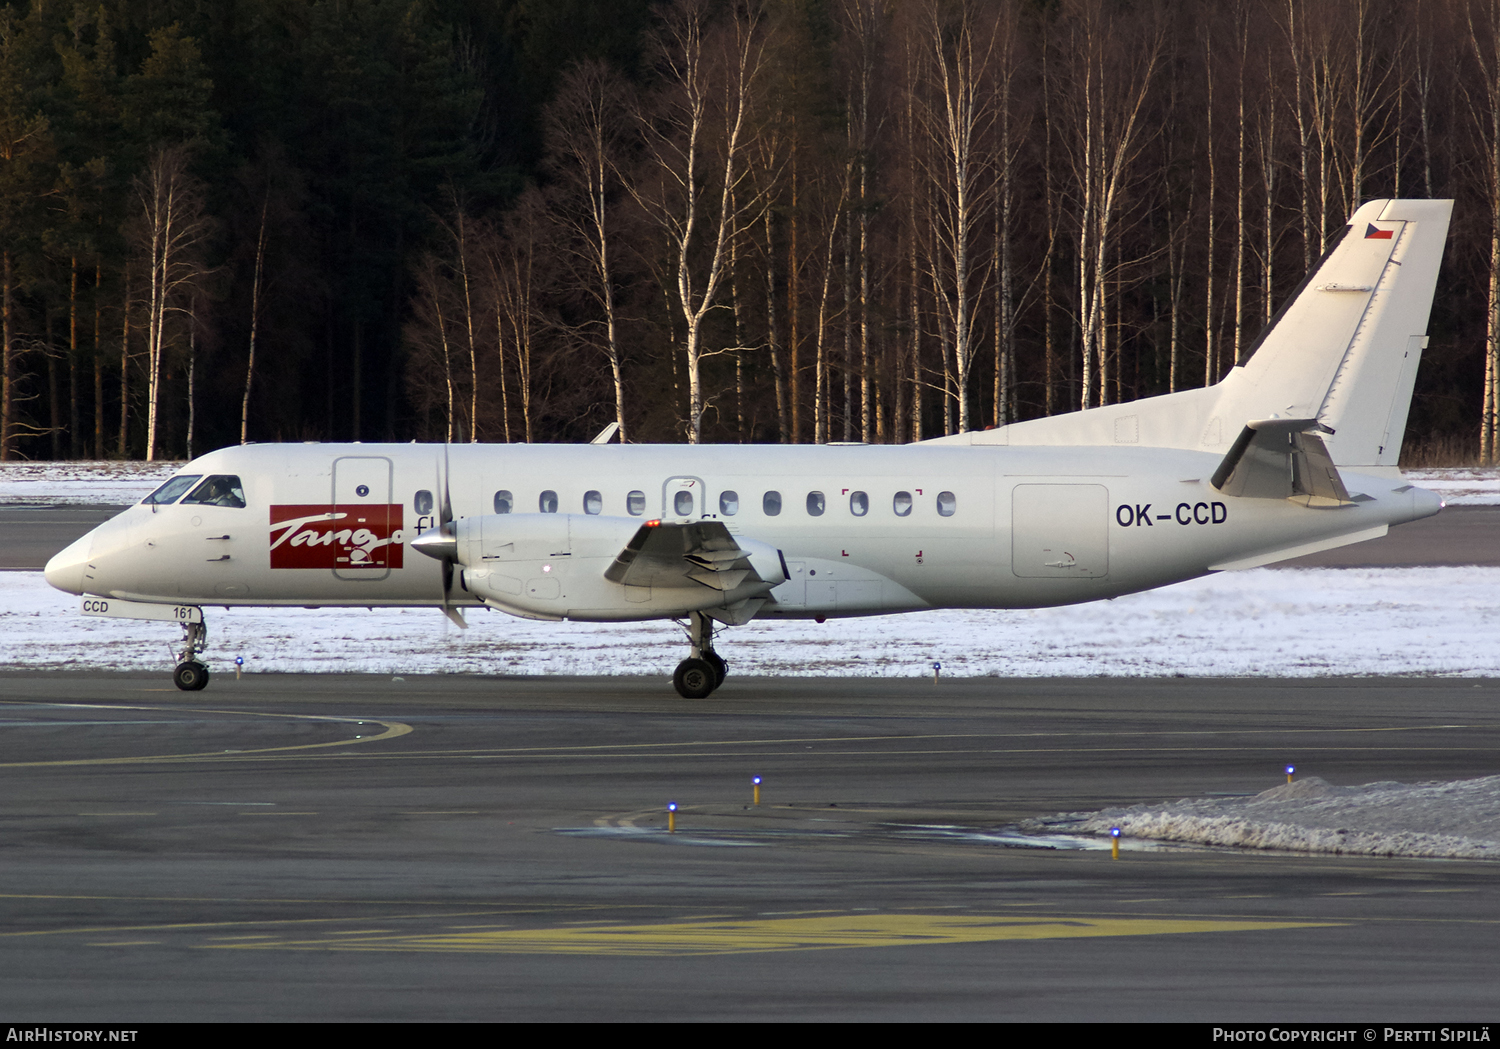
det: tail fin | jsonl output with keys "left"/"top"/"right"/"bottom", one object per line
{"left": 970, "top": 198, "right": 1451, "bottom": 466}
{"left": 1222, "top": 198, "right": 1451, "bottom": 467}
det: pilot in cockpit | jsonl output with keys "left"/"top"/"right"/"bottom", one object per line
{"left": 183, "top": 475, "right": 247, "bottom": 509}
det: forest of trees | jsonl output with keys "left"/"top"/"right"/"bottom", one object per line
{"left": 1, "top": 0, "right": 1498, "bottom": 462}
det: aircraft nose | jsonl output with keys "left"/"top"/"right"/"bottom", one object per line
{"left": 44, "top": 533, "right": 92, "bottom": 595}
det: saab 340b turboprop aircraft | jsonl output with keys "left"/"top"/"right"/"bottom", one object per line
{"left": 46, "top": 199, "right": 1451, "bottom": 697}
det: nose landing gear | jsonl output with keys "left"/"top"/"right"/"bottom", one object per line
{"left": 673, "top": 611, "right": 728, "bottom": 699}
{"left": 173, "top": 620, "right": 210, "bottom": 691}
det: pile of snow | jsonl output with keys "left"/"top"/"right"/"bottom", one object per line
{"left": 1031, "top": 776, "right": 1500, "bottom": 860}
{"left": 6, "top": 564, "right": 1500, "bottom": 678}
{"left": 0, "top": 460, "right": 179, "bottom": 505}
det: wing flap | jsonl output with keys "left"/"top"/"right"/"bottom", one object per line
{"left": 604, "top": 520, "right": 770, "bottom": 592}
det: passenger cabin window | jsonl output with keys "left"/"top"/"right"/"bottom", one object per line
{"left": 893, "top": 491, "right": 913, "bottom": 517}
{"left": 763, "top": 491, "right": 782, "bottom": 516}
{"left": 719, "top": 490, "right": 739, "bottom": 515}
{"left": 849, "top": 491, "right": 868, "bottom": 517}
{"left": 584, "top": 490, "right": 603, "bottom": 515}
{"left": 674, "top": 490, "right": 694, "bottom": 516}
{"left": 142, "top": 475, "right": 202, "bottom": 506}
{"left": 806, "top": 491, "right": 826, "bottom": 516}
{"left": 493, "top": 490, "right": 513, "bottom": 514}
{"left": 181, "top": 475, "right": 247, "bottom": 509}
{"left": 539, "top": 490, "right": 559, "bottom": 513}
{"left": 415, "top": 490, "right": 434, "bottom": 515}
{"left": 937, "top": 491, "right": 957, "bottom": 517}
{"left": 627, "top": 490, "right": 646, "bottom": 516}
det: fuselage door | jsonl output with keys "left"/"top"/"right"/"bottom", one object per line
{"left": 331, "top": 456, "right": 396, "bottom": 580}
{"left": 662, "top": 476, "right": 705, "bottom": 522}
{"left": 1011, "top": 483, "right": 1109, "bottom": 579}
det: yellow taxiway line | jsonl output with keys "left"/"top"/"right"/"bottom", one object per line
{"left": 207, "top": 913, "right": 1339, "bottom": 956}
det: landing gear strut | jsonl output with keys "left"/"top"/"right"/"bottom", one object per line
{"left": 673, "top": 611, "right": 727, "bottom": 699}
{"left": 173, "top": 620, "right": 210, "bottom": 692}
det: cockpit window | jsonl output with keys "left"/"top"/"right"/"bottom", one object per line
{"left": 142, "top": 475, "right": 203, "bottom": 506}
{"left": 181, "top": 475, "right": 247, "bottom": 508}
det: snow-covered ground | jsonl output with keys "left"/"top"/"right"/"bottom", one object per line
{"left": 7, "top": 564, "right": 1500, "bottom": 678}
{"left": 4, "top": 460, "right": 1500, "bottom": 505}
{"left": 1028, "top": 776, "right": 1500, "bottom": 861}
{"left": 0, "top": 460, "right": 180, "bottom": 505}
{"left": 1403, "top": 468, "right": 1500, "bottom": 506}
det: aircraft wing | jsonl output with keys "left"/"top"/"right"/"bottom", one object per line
{"left": 1211, "top": 419, "right": 1352, "bottom": 506}
{"left": 603, "top": 520, "right": 774, "bottom": 592}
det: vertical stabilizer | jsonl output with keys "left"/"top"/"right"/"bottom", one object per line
{"left": 1215, "top": 199, "right": 1451, "bottom": 467}
{"left": 937, "top": 199, "right": 1451, "bottom": 461}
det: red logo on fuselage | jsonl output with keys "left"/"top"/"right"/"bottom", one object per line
{"left": 269, "top": 505, "right": 404, "bottom": 570}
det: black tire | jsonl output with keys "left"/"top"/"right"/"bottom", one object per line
{"left": 673, "top": 657, "right": 717, "bottom": 699}
{"left": 703, "top": 651, "right": 727, "bottom": 687}
{"left": 173, "top": 661, "right": 209, "bottom": 692}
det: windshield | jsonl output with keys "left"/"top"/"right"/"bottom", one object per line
{"left": 181, "top": 475, "right": 247, "bottom": 509}
{"left": 141, "top": 475, "right": 203, "bottom": 506}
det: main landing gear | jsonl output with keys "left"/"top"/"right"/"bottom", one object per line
{"left": 173, "top": 620, "right": 210, "bottom": 692}
{"left": 673, "top": 611, "right": 728, "bottom": 699}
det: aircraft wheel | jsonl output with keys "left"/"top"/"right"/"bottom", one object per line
{"left": 703, "top": 651, "right": 727, "bottom": 687}
{"left": 673, "top": 658, "right": 717, "bottom": 700}
{"left": 173, "top": 661, "right": 210, "bottom": 692}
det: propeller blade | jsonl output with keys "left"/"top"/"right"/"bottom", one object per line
{"left": 440, "top": 442, "right": 454, "bottom": 526}
{"left": 434, "top": 444, "right": 466, "bottom": 629}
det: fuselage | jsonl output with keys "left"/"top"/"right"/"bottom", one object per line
{"left": 44, "top": 441, "right": 1442, "bottom": 622}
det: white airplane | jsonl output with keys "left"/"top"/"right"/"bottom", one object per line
{"left": 46, "top": 199, "right": 1451, "bottom": 696}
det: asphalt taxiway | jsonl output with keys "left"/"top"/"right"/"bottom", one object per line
{"left": 2, "top": 504, "right": 1496, "bottom": 1019}
{"left": 0, "top": 505, "right": 124, "bottom": 570}
{"left": 1, "top": 673, "right": 1496, "bottom": 1021}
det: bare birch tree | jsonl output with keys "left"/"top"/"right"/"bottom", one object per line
{"left": 910, "top": 0, "right": 998, "bottom": 434}
{"left": 1464, "top": 0, "right": 1500, "bottom": 462}
{"left": 488, "top": 191, "right": 547, "bottom": 445}
{"left": 635, "top": 0, "right": 768, "bottom": 443}
{"left": 838, "top": 0, "right": 888, "bottom": 440}
{"left": 1058, "top": 0, "right": 1165, "bottom": 410}
{"left": 545, "top": 61, "right": 634, "bottom": 443}
{"left": 132, "top": 146, "right": 211, "bottom": 462}
{"left": 241, "top": 189, "right": 267, "bottom": 444}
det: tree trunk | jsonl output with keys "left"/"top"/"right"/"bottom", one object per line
{"left": 242, "top": 194, "right": 268, "bottom": 444}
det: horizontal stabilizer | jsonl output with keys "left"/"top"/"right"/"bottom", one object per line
{"left": 1212, "top": 419, "right": 1352, "bottom": 506}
